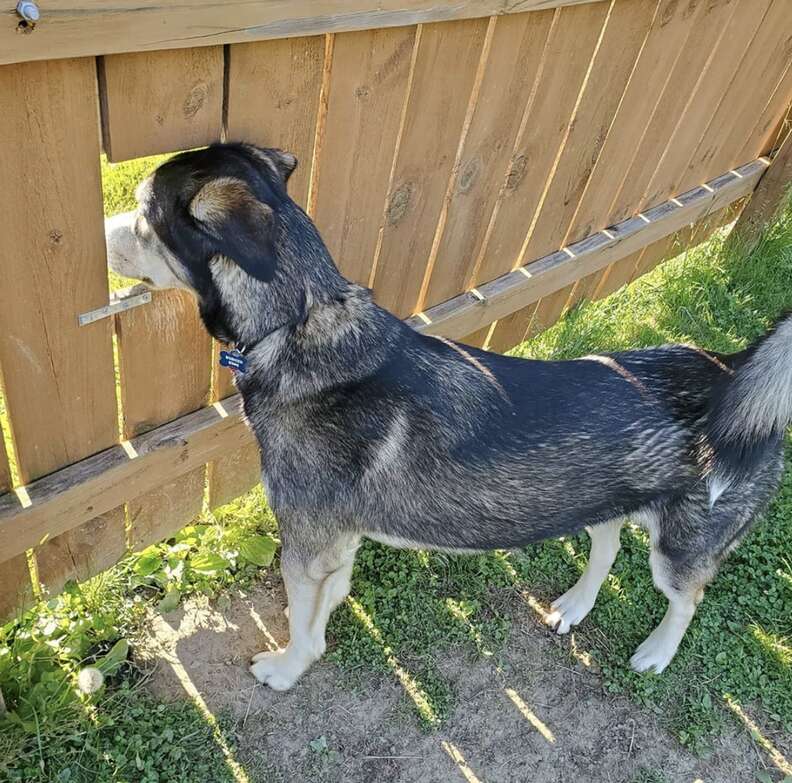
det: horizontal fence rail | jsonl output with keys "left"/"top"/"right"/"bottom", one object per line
{"left": 0, "top": 0, "right": 790, "bottom": 616}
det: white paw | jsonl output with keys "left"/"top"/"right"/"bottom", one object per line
{"left": 547, "top": 583, "right": 596, "bottom": 635}
{"left": 629, "top": 637, "right": 675, "bottom": 674}
{"left": 249, "top": 649, "right": 307, "bottom": 691}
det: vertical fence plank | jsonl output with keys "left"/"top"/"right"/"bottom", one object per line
{"left": 677, "top": 0, "right": 791, "bottom": 193}
{"left": 522, "top": 0, "right": 658, "bottom": 264}
{"left": 312, "top": 26, "right": 416, "bottom": 285}
{"left": 565, "top": 0, "right": 696, "bottom": 244}
{"left": 206, "top": 348, "right": 261, "bottom": 511}
{"left": 0, "top": 423, "right": 33, "bottom": 617}
{"left": 370, "top": 18, "right": 489, "bottom": 317}
{"left": 616, "top": 0, "right": 738, "bottom": 216}
{"left": 0, "top": 58, "right": 126, "bottom": 598}
{"left": 116, "top": 291, "right": 211, "bottom": 550}
{"left": 640, "top": 0, "right": 773, "bottom": 209}
{"left": 565, "top": 0, "right": 738, "bottom": 319}
{"left": 482, "top": 1, "right": 611, "bottom": 353}
{"left": 741, "top": 64, "right": 792, "bottom": 160}
{"left": 420, "top": 10, "right": 556, "bottom": 310}
{"left": 513, "top": 0, "right": 658, "bottom": 344}
{"left": 226, "top": 36, "right": 326, "bottom": 209}
{"left": 100, "top": 47, "right": 224, "bottom": 162}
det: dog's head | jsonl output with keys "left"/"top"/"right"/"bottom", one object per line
{"left": 105, "top": 143, "right": 297, "bottom": 291}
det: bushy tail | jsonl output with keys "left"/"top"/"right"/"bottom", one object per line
{"left": 708, "top": 313, "right": 792, "bottom": 501}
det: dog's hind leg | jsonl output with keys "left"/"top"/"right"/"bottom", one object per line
{"left": 630, "top": 544, "right": 710, "bottom": 674}
{"left": 548, "top": 518, "right": 623, "bottom": 634}
{"left": 251, "top": 531, "right": 358, "bottom": 690}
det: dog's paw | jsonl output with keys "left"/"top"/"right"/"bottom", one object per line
{"left": 249, "top": 650, "right": 305, "bottom": 691}
{"left": 629, "top": 637, "right": 674, "bottom": 674}
{"left": 546, "top": 584, "right": 596, "bottom": 635}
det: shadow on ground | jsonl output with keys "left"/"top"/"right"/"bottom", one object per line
{"left": 137, "top": 581, "right": 777, "bottom": 783}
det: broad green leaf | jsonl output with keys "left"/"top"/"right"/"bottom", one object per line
{"left": 190, "top": 552, "right": 230, "bottom": 574}
{"left": 157, "top": 589, "right": 181, "bottom": 614}
{"left": 238, "top": 535, "right": 277, "bottom": 567}
{"left": 96, "top": 638, "right": 129, "bottom": 675}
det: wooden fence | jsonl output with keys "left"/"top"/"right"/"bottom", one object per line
{"left": 0, "top": 0, "right": 790, "bottom": 617}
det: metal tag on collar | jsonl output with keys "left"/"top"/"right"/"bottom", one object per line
{"left": 219, "top": 349, "right": 247, "bottom": 373}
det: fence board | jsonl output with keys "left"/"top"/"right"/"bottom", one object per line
{"left": 482, "top": 1, "right": 610, "bottom": 353}
{"left": 570, "top": 0, "right": 738, "bottom": 319}
{"left": 511, "top": 0, "right": 658, "bottom": 350}
{"left": 0, "top": 58, "right": 127, "bottom": 593}
{"left": 420, "top": 10, "right": 556, "bottom": 310}
{"left": 312, "top": 26, "right": 416, "bottom": 285}
{"left": 521, "top": 0, "right": 658, "bottom": 265}
{"left": 100, "top": 47, "right": 224, "bottom": 162}
{"left": 565, "top": 0, "right": 695, "bottom": 243}
{"left": 640, "top": 0, "right": 772, "bottom": 209}
{"left": 678, "top": 0, "right": 791, "bottom": 193}
{"left": 370, "top": 18, "right": 489, "bottom": 317}
{"left": 226, "top": 36, "right": 326, "bottom": 209}
{"left": 0, "top": 425, "right": 33, "bottom": 616}
{"left": 207, "top": 347, "right": 261, "bottom": 510}
{"left": 0, "top": 58, "right": 118, "bottom": 484}
{"left": 617, "top": 0, "right": 737, "bottom": 217}
{"left": 116, "top": 290, "right": 211, "bottom": 549}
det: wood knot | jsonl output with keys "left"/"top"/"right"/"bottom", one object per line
{"left": 355, "top": 85, "right": 370, "bottom": 100}
{"left": 183, "top": 83, "right": 208, "bottom": 119}
{"left": 48, "top": 229, "right": 63, "bottom": 244}
{"left": 386, "top": 183, "right": 413, "bottom": 225}
{"left": 506, "top": 154, "right": 527, "bottom": 191}
{"left": 457, "top": 158, "right": 480, "bottom": 194}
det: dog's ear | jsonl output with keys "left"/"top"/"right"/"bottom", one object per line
{"left": 270, "top": 150, "right": 298, "bottom": 183}
{"left": 189, "top": 177, "right": 278, "bottom": 282}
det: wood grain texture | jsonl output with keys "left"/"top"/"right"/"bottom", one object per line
{"left": 618, "top": 0, "right": 738, "bottom": 216}
{"left": 639, "top": 0, "right": 772, "bottom": 209}
{"left": 312, "top": 26, "right": 416, "bottom": 285}
{"left": 226, "top": 36, "right": 326, "bottom": 208}
{"left": 0, "top": 396, "right": 251, "bottom": 561}
{"left": 36, "top": 510, "right": 126, "bottom": 596}
{"left": 408, "top": 159, "right": 766, "bottom": 340}
{"left": 565, "top": 0, "right": 697, "bottom": 244}
{"left": 481, "top": 1, "right": 610, "bottom": 352}
{"left": 0, "top": 0, "right": 610, "bottom": 67}
{"left": 101, "top": 46, "right": 223, "bottom": 162}
{"left": 521, "top": 0, "right": 658, "bottom": 263}
{"left": 371, "top": 18, "right": 489, "bottom": 317}
{"left": 511, "top": 0, "right": 658, "bottom": 348}
{"left": 741, "top": 62, "right": 792, "bottom": 160}
{"left": 0, "top": 58, "right": 118, "bottom": 484}
{"left": 420, "top": 10, "right": 556, "bottom": 309}
{"left": 472, "top": 1, "right": 610, "bottom": 289}
{"left": 731, "top": 130, "right": 792, "bottom": 249}
{"left": 116, "top": 289, "right": 212, "bottom": 549}
{"left": 0, "top": 554, "right": 34, "bottom": 620}
{"left": 0, "top": 425, "right": 31, "bottom": 616}
{"left": 678, "top": 0, "right": 792, "bottom": 193}
{"left": 458, "top": 326, "right": 492, "bottom": 349}
{"left": 207, "top": 343, "right": 261, "bottom": 510}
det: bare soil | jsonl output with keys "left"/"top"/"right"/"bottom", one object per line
{"left": 137, "top": 582, "right": 777, "bottom": 783}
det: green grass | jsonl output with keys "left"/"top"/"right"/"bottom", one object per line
{"left": 1, "top": 159, "right": 790, "bottom": 780}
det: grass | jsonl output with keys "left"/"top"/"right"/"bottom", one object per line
{"left": 0, "top": 158, "right": 790, "bottom": 780}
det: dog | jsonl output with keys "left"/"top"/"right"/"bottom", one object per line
{"left": 105, "top": 142, "right": 791, "bottom": 691}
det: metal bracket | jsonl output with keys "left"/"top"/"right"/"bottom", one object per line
{"left": 78, "top": 287, "right": 152, "bottom": 326}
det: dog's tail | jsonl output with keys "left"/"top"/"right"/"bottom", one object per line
{"left": 707, "top": 313, "right": 792, "bottom": 503}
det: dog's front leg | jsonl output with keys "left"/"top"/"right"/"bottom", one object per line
{"left": 250, "top": 534, "right": 358, "bottom": 691}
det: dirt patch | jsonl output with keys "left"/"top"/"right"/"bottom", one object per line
{"left": 137, "top": 582, "right": 775, "bottom": 783}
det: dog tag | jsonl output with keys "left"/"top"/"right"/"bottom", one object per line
{"left": 219, "top": 349, "right": 247, "bottom": 373}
